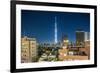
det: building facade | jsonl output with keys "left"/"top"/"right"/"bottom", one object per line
{"left": 62, "top": 35, "right": 69, "bottom": 47}
{"left": 76, "top": 31, "right": 90, "bottom": 59}
{"left": 58, "top": 46, "right": 68, "bottom": 61}
{"left": 21, "top": 36, "right": 37, "bottom": 63}
{"left": 84, "top": 32, "right": 90, "bottom": 41}
{"left": 76, "top": 31, "right": 90, "bottom": 45}
{"left": 76, "top": 31, "right": 85, "bottom": 46}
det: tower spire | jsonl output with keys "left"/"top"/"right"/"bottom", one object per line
{"left": 55, "top": 16, "right": 57, "bottom": 44}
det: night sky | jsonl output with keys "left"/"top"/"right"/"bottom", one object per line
{"left": 21, "top": 10, "right": 90, "bottom": 43}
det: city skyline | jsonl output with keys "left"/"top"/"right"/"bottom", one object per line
{"left": 21, "top": 10, "right": 90, "bottom": 44}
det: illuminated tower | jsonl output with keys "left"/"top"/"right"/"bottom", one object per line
{"left": 55, "top": 16, "right": 58, "bottom": 44}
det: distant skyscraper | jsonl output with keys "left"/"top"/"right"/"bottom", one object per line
{"left": 55, "top": 16, "right": 58, "bottom": 44}
{"left": 76, "top": 31, "right": 85, "bottom": 45}
{"left": 84, "top": 32, "right": 90, "bottom": 41}
{"left": 76, "top": 30, "right": 90, "bottom": 46}
{"left": 62, "top": 35, "right": 69, "bottom": 47}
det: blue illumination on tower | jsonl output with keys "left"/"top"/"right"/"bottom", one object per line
{"left": 55, "top": 16, "right": 57, "bottom": 44}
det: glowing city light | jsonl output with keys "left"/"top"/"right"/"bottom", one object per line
{"left": 55, "top": 16, "right": 58, "bottom": 44}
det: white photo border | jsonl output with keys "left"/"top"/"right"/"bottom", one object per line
{"left": 16, "top": 4, "right": 94, "bottom": 69}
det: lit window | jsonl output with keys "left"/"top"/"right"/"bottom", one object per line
{"left": 63, "top": 40, "right": 69, "bottom": 43}
{"left": 68, "top": 51, "right": 74, "bottom": 55}
{"left": 64, "top": 53, "right": 67, "bottom": 56}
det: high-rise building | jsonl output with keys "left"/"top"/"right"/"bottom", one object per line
{"left": 62, "top": 35, "right": 69, "bottom": 47}
{"left": 76, "top": 31, "right": 90, "bottom": 46}
{"left": 84, "top": 32, "right": 90, "bottom": 59}
{"left": 54, "top": 16, "right": 58, "bottom": 44}
{"left": 76, "top": 31, "right": 85, "bottom": 46}
{"left": 76, "top": 31, "right": 90, "bottom": 59}
{"left": 84, "top": 32, "right": 90, "bottom": 41}
{"left": 21, "top": 36, "right": 37, "bottom": 63}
